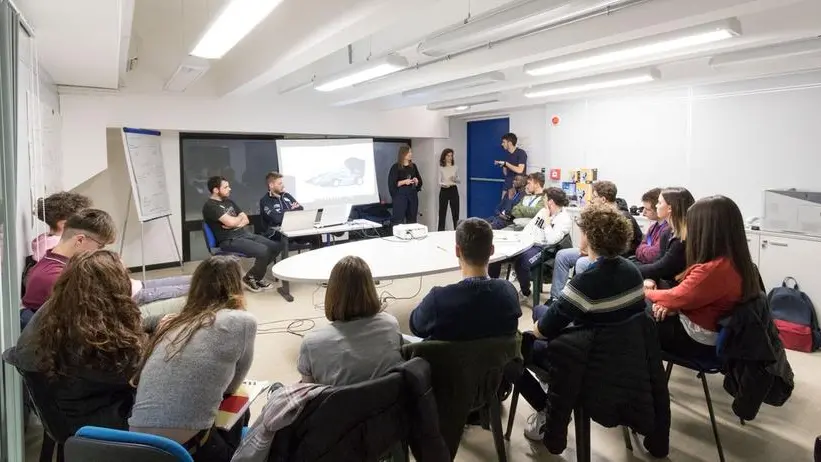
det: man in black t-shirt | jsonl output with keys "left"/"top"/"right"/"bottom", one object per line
{"left": 202, "top": 176, "right": 281, "bottom": 292}
{"left": 495, "top": 133, "right": 527, "bottom": 198}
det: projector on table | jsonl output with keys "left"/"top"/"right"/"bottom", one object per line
{"left": 393, "top": 223, "right": 428, "bottom": 240}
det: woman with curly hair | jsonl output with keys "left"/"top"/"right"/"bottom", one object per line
{"left": 4, "top": 250, "right": 150, "bottom": 432}
{"left": 129, "top": 256, "right": 257, "bottom": 462}
{"left": 517, "top": 204, "right": 648, "bottom": 441}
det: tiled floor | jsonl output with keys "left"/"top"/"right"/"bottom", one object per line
{"left": 24, "top": 262, "right": 819, "bottom": 461}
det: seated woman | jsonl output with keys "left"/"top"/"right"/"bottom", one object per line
{"left": 517, "top": 204, "right": 646, "bottom": 441}
{"left": 486, "top": 175, "right": 526, "bottom": 230}
{"left": 4, "top": 250, "right": 147, "bottom": 432}
{"left": 129, "top": 256, "right": 257, "bottom": 462}
{"left": 298, "top": 255, "right": 403, "bottom": 386}
{"left": 646, "top": 195, "right": 760, "bottom": 359}
{"left": 30, "top": 192, "right": 190, "bottom": 307}
{"left": 637, "top": 187, "right": 694, "bottom": 288}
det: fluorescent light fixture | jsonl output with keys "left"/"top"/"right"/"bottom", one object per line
{"left": 525, "top": 18, "right": 741, "bottom": 76}
{"left": 315, "top": 55, "right": 409, "bottom": 92}
{"left": 191, "top": 0, "right": 284, "bottom": 59}
{"left": 524, "top": 68, "right": 659, "bottom": 98}
{"left": 403, "top": 72, "right": 506, "bottom": 97}
{"left": 709, "top": 37, "right": 821, "bottom": 68}
{"left": 427, "top": 93, "right": 501, "bottom": 111}
{"left": 278, "top": 77, "right": 315, "bottom": 95}
{"left": 419, "top": 0, "right": 632, "bottom": 57}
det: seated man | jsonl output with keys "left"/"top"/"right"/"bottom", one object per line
{"left": 549, "top": 181, "right": 642, "bottom": 301}
{"left": 22, "top": 209, "right": 116, "bottom": 325}
{"left": 486, "top": 175, "right": 525, "bottom": 230}
{"left": 489, "top": 187, "right": 572, "bottom": 304}
{"left": 634, "top": 187, "right": 668, "bottom": 264}
{"left": 259, "top": 171, "right": 303, "bottom": 239}
{"left": 511, "top": 172, "right": 546, "bottom": 229}
{"left": 203, "top": 176, "right": 280, "bottom": 292}
{"left": 409, "top": 218, "right": 521, "bottom": 341}
{"left": 519, "top": 204, "right": 647, "bottom": 441}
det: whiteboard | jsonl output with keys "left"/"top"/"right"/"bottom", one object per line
{"left": 122, "top": 128, "right": 172, "bottom": 221}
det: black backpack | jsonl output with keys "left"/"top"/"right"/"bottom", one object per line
{"left": 769, "top": 277, "right": 821, "bottom": 352}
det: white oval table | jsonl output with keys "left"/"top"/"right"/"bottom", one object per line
{"left": 272, "top": 230, "right": 533, "bottom": 298}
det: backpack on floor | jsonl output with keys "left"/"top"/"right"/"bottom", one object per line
{"left": 769, "top": 277, "right": 821, "bottom": 352}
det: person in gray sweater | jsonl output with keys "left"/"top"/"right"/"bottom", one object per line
{"left": 130, "top": 256, "right": 257, "bottom": 462}
{"left": 298, "top": 255, "right": 403, "bottom": 386}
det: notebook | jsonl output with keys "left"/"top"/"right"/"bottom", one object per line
{"left": 215, "top": 380, "right": 271, "bottom": 430}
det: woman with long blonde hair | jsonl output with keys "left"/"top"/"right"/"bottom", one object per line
{"left": 129, "top": 255, "right": 257, "bottom": 462}
{"left": 3, "top": 250, "right": 146, "bottom": 432}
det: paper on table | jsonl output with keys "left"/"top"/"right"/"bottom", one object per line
{"left": 214, "top": 380, "right": 271, "bottom": 430}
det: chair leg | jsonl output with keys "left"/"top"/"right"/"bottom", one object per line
{"left": 665, "top": 361, "right": 674, "bottom": 382}
{"left": 56, "top": 444, "right": 65, "bottom": 462}
{"left": 621, "top": 426, "right": 633, "bottom": 451}
{"left": 39, "top": 432, "right": 54, "bottom": 462}
{"left": 699, "top": 372, "right": 726, "bottom": 462}
{"left": 504, "top": 387, "right": 520, "bottom": 441}
{"left": 573, "top": 407, "right": 591, "bottom": 462}
{"left": 505, "top": 264, "right": 512, "bottom": 280}
{"left": 488, "top": 398, "right": 507, "bottom": 462}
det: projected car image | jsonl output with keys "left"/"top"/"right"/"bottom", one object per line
{"left": 307, "top": 157, "right": 366, "bottom": 187}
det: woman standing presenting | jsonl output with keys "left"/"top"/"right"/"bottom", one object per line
{"left": 388, "top": 145, "right": 423, "bottom": 225}
{"left": 437, "top": 148, "right": 460, "bottom": 231}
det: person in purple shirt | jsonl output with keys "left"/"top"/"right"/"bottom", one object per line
{"left": 634, "top": 188, "right": 668, "bottom": 264}
{"left": 494, "top": 133, "right": 527, "bottom": 198}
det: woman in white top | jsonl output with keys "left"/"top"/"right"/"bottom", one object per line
{"left": 437, "top": 148, "right": 460, "bottom": 231}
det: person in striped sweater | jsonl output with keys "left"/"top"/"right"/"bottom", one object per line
{"left": 518, "top": 203, "right": 647, "bottom": 441}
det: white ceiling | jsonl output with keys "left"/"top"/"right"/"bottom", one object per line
{"left": 16, "top": 0, "right": 132, "bottom": 89}
{"left": 18, "top": 0, "right": 821, "bottom": 115}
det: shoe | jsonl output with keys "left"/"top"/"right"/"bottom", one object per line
{"left": 524, "top": 410, "right": 547, "bottom": 442}
{"left": 519, "top": 290, "right": 532, "bottom": 306}
{"left": 242, "top": 275, "right": 262, "bottom": 293}
{"left": 256, "top": 278, "right": 274, "bottom": 290}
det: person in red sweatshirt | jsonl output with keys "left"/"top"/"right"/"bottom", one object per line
{"left": 645, "top": 195, "right": 761, "bottom": 358}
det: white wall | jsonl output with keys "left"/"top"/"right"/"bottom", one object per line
{"left": 498, "top": 71, "right": 821, "bottom": 219}
{"left": 509, "top": 106, "right": 548, "bottom": 174}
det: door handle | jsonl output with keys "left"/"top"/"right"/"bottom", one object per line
{"left": 769, "top": 241, "right": 789, "bottom": 247}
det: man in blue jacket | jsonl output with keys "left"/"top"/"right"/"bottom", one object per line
{"left": 260, "top": 171, "right": 303, "bottom": 240}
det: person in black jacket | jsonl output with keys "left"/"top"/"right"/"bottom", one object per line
{"left": 388, "top": 145, "right": 422, "bottom": 225}
{"left": 259, "top": 171, "right": 303, "bottom": 239}
{"left": 3, "top": 250, "right": 170, "bottom": 434}
{"left": 518, "top": 205, "right": 650, "bottom": 442}
{"left": 638, "top": 187, "right": 694, "bottom": 289}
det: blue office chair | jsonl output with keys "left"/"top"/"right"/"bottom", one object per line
{"left": 662, "top": 327, "right": 732, "bottom": 462}
{"left": 65, "top": 426, "right": 193, "bottom": 462}
{"left": 202, "top": 222, "right": 247, "bottom": 258}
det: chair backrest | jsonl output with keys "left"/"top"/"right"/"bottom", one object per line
{"left": 65, "top": 426, "right": 193, "bottom": 462}
{"left": 201, "top": 222, "right": 218, "bottom": 254}
{"left": 269, "top": 358, "right": 442, "bottom": 462}
{"left": 17, "top": 368, "right": 76, "bottom": 443}
{"left": 400, "top": 334, "right": 521, "bottom": 457}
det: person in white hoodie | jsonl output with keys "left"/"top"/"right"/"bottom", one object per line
{"left": 489, "top": 187, "right": 572, "bottom": 303}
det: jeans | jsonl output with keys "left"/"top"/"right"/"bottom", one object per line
{"left": 488, "top": 246, "right": 543, "bottom": 295}
{"left": 188, "top": 411, "right": 250, "bottom": 462}
{"left": 220, "top": 234, "right": 282, "bottom": 281}
{"left": 549, "top": 248, "right": 592, "bottom": 300}
{"left": 134, "top": 276, "right": 192, "bottom": 306}
{"left": 438, "top": 186, "right": 459, "bottom": 231}
{"left": 20, "top": 308, "right": 36, "bottom": 331}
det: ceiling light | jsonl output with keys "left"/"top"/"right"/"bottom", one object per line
{"left": 315, "top": 55, "right": 409, "bottom": 92}
{"left": 524, "top": 68, "right": 659, "bottom": 98}
{"left": 427, "top": 93, "right": 501, "bottom": 111}
{"left": 191, "top": 0, "right": 284, "bottom": 59}
{"left": 419, "top": 0, "right": 633, "bottom": 57}
{"left": 525, "top": 18, "right": 741, "bottom": 76}
{"left": 403, "top": 72, "right": 506, "bottom": 97}
{"left": 709, "top": 37, "right": 821, "bottom": 68}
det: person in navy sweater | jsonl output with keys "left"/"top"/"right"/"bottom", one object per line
{"left": 259, "top": 171, "right": 303, "bottom": 239}
{"left": 409, "top": 218, "right": 521, "bottom": 341}
{"left": 486, "top": 175, "right": 526, "bottom": 229}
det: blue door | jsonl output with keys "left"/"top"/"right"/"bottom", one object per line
{"left": 467, "top": 118, "right": 510, "bottom": 218}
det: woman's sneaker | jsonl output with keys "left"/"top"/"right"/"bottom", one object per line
{"left": 242, "top": 275, "right": 262, "bottom": 293}
{"left": 524, "top": 410, "right": 547, "bottom": 441}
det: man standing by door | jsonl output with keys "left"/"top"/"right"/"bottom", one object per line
{"left": 494, "top": 133, "right": 527, "bottom": 198}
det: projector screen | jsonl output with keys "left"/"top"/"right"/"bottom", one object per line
{"left": 276, "top": 138, "right": 379, "bottom": 208}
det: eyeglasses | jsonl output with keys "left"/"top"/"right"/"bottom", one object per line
{"left": 79, "top": 234, "right": 107, "bottom": 249}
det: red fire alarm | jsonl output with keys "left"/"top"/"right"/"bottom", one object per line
{"left": 551, "top": 115, "right": 560, "bottom": 126}
{"left": 549, "top": 168, "right": 561, "bottom": 181}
